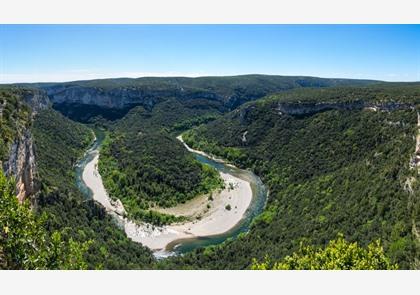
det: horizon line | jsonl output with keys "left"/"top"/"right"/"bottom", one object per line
{"left": 2, "top": 72, "right": 419, "bottom": 85}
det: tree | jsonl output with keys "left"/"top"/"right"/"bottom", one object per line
{"left": 0, "top": 170, "right": 91, "bottom": 269}
{"left": 251, "top": 234, "right": 398, "bottom": 270}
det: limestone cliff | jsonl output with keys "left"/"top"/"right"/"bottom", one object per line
{"left": 1, "top": 89, "right": 49, "bottom": 202}
{"left": 42, "top": 84, "right": 222, "bottom": 109}
{"left": 3, "top": 130, "right": 39, "bottom": 202}
{"left": 22, "top": 88, "right": 50, "bottom": 115}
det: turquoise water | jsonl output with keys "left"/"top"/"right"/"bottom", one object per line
{"left": 75, "top": 130, "right": 268, "bottom": 255}
{"left": 167, "top": 153, "right": 268, "bottom": 254}
{"left": 75, "top": 129, "right": 105, "bottom": 200}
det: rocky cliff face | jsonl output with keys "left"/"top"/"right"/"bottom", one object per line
{"left": 22, "top": 88, "right": 50, "bottom": 115}
{"left": 3, "top": 130, "right": 39, "bottom": 202}
{"left": 43, "top": 84, "right": 221, "bottom": 110}
{"left": 1, "top": 89, "right": 49, "bottom": 202}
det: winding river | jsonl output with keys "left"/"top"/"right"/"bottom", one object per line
{"left": 75, "top": 129, "right": 268, "bottom": 256}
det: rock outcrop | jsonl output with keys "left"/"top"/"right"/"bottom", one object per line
{"left": 1, "top": 89, "right": 49, "bottom": 202}
{"left": 42, "top": 84, "right": 222, "bottom": 110}
{"left": 3, "top": 130, "right": 39, "bottom": 202}
{"left": 22, "top": 88, "right": 50, "bottom": 115}
{"left": 409, "top": 112, "right": 420, "bottom": 171}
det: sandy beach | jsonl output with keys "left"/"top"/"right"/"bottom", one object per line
{"left": 81, "top": 135, "right": 253, "bottom": 252}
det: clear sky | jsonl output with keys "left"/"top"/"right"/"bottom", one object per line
{"left": 1, "top": 25, "right": 419, "bottom": 83}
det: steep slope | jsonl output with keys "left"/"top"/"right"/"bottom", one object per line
{"left": 0, "top": 87, "right": 49, "bottom": 201}
{"left": 165, "top": 84, "right": 420, "bottom": 269}
{"left": 31, "top": 109, "right": 155, "bottom": 269}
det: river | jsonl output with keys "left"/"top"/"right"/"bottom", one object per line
{"left": 75, "top": 129, "right": 268, "bottom": 256}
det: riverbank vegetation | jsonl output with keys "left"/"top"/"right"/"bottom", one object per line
{"left": 99, "top": 130, "right": 223, "bottom": 225}
{"left": 32, "top": 110, "right": 94, "bottom": 192}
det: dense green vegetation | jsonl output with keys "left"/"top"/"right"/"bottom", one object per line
{"left": 100, "top": 132, "right": 222, "bottom": 208}
{"left": 251, "top": 234, "right": 398, "bottom": 270}
{"left": 166, "top": 85, "right": 419, "bottom": 269}
{"left": 0, "top": 170, "right": 90, "bottom": 269}
{"left": 110, "top": 99, "right": 222, "bottom": 134}
{"left": 262, "top": 83, "right": 420, "bottom": 104}
{"left": 0, "top": 88, "right": 32, "bottom": 162}
{"left": 31, "top": 109, "right": 155, "bottom": 269}
{"left": 169, "top": 113, "right": 221, "bottom": 134}
{"left": 99, "top": 131, "right": 223, "bottom": 225}
{"left": 32, "top": 110, "right": 94, "bottom": 192}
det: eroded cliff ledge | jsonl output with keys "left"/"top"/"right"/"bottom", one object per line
{"left": 3, "top": 130, "right": 39, "bottom": 202}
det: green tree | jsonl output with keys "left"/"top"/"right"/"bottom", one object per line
{"left": 0, "top": 171, "right": 91, "bottom": 269}
{"left": 251, "top": 234, "right": 398, "bottom": 270}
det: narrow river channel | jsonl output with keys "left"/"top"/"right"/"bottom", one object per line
{"left": 75, "top": 129, "right": 268, "bottom": 255}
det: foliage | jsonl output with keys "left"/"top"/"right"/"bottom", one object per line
{"left": 0, "top": 89, "right": 31, "bottom": 162}
{"left": 165, "top": 84, "right": 419, "bottom": 269}
{"left": 99, "top": 131, "right": 223, "bottom": 224}
{"left": 262, "top": 83, "right": 420, "bottom": 104}
{"left": 32, "top": 109, "right": 94, "bottom": 191}
{"left": 39, "top": 74, "right": 379, "bottom": 111}
{"left": 31, "top": 109, "right": 155, "bottom": 269}
{"left": 3, "top": 80, "right": 419, "bottom": 270}
{"left": 251, "top": 234, "right": 398, "bottom": 270}
{"left": 169, "top": 113, "right": 221, "bottom": 133}
{"left": 0, "top": 170, "right": 90, "bottom": 269}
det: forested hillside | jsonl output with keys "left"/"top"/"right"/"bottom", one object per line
{"left": 98, "top": 102, "right": 223, "bottom": 225}
{"left": 168, "top": 84, "right": 420, "bottom": 269}
{"left": 31, "top": 109, "right": 155, "bottom": 269}
{"left": 32, "top": 110, "right": 94, "bottom": 192}
{"left": 36, "top": 74, "right": 378, "bottom": 110}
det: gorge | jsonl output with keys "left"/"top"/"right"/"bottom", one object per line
{"left": 1, "top": 75, "right": 419, "bottom": 269}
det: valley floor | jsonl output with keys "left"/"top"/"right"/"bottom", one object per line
{"left": 81, "top": 134, "right": 253, "bottom": 253}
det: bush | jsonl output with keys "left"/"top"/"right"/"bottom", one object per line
{"left": 251, "top": 234, "right": 398, "bottom": 270}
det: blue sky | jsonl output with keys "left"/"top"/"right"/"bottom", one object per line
{"left": 0, "top": 25, "right": 419, "bottom": 83}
